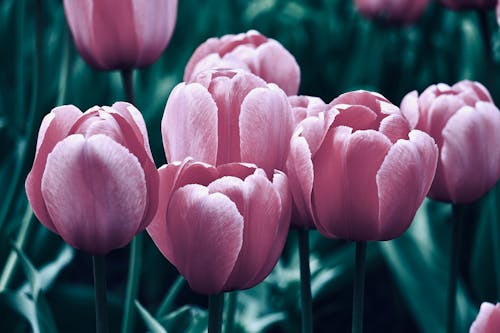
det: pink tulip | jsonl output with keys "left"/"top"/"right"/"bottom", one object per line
{"left": 439, "top": 0, "right": 496, "bottom": 10}
{"left": 162, "top": 68, "right": 294, "bottom": 177}
{"left": 25, "top": 103, "right": 159, "bottom": 254}
{"left": 286, "top": 90, "right": 438, "bottom": 240}
{"left": 147, "top": 158, "right": 291, "bottom": 295}
{"left": 401, "top": 80, "right": 500, "bottom": 203}
{"left": 470, "top": 302, "right": 500, "bottom": 333}
{"left": 184, "top": 30, "right": 300, "bottom": 96}
{"left": 63, "top": 0, "right": 178, "bottom": 70}
{"left": 354, "top": 0, "right": 430, "bottom": 24}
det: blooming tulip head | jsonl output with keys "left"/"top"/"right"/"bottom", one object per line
{"left": 470, "top": 302, "right": 500, "bottom": 333}
{"left": 354, "top": 0, "right": 429, "bottom": 24}
{"left": 63, "top": 0, "right": 178, "bottom": 71}
{"left": 162, "top": 68, "right": 294, "bottom": 177}
{"left": 401, "top": 80, "right": 500, "bottom": 204}
{"left": 439, "top": 0, "right": 496, "bottom": 10}
{"left": 184, "top": 30, "right": 300, "bottom": 95}
{"left": 25, "top": 103, "right": 159, "bottom": 254}
{"left": 147, "top": 158, "right": 291, "bottom": 295}
{"left": 286, "top": 91, "right": 438, "bottom": 240}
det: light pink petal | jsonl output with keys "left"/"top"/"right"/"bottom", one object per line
{"left": 379, "top": 114, "right": 411, "bottom": 143}
{"left": 239, "top": 85, "right": 293, "bottom": 175}
{"left": 184, "top": 37, "right": 223, "bottom": 81}
{"left": 166, "top": 184, "right": 243, "bottom": 295}
{"left": 470, "top": 302, "right": 500, "bottom": 333}
{"left": 111, "top": 102, "right": 152, "bottom": 158}
{"left": 453, "top": 80, "right": 493, "bottom": 103}
{"left": 332, "top": 104, "right": 378, "bottom": 131}
{"left": 25, "top": 105, "right": 82, "bottom": 232}
{"left": 441, "top": 103, "right": 500, "bottom": 203}
{"left": 400, "top": 90, "right": 420, "bottom": 129}
{"left": 217, "top": 162, "right": 257, "bottom": 180}
{"left": 331, "top": 90, "right": 390, "bottom": 118}
{"left": 190, "top": 54, "right": 250, "bottom": 81}
{"left": 299, "top": 109, "right": 337, "bottom": 156}
{"left": 289, "top": 95, "right": 328, "bottom": 125}
{"left": 223, "top": 171, "right": 283, "bottom": 290}
{"left": 162, "top": 82, "right": 218, "bottom": 165}
{"left": 41, "top": 134, "right": 147, "bottom": 254}
{"left": 423, "top": 94, "right": 466, "bottom": 147}
{"left": 376, "top": 130, "right": 438, "bottom": 240}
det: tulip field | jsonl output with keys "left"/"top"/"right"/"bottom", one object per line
{"left": 2, "top": 0, "right": 500, "bottom": 332}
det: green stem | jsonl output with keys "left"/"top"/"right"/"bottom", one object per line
{"left": 14, "top": 0, "right": 25, "bottom": 131}
{"left": 447, "top": 205, "right": 463, "bottom": 333}
{"left": 93, "top": 255, "right": 109, "bottom": 333}
{"left": 121, "top": 233, "right": 143, "bottom": 333}
{"left": 489, "top": 188, "right": 500, "bottom": 300}
{"left": 56, "top": 28, "right": 72, "bottom": 106}
{"left": 298, "top": 229, "right": 313, "bottom": 333}
{"left": 223, "top": 292, "right": 238, "bottom": 333}
{"left": 352, "top": 241, "right": 367, "bottom": 333}
{"left": 120, "top": 69, "right": 135, "bottom": 104}
{"left": 155, "top": 275, "right": 185, "bottom": 318}
{"left": 208, "top": 293, "right": 224, "bottom": 333}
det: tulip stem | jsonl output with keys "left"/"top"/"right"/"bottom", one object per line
{"left": 447, "top": 205, "right": 463, "bottom": 333}
{"left": 208, "top": 293, "right": 224, "bottom": 333}
{"left": 93, "top": 255, "right": 109, "bottom": 333}
{"left": 477, "top": 10, "right": 493, "bottom": 66}
{"left": 121, "top": 233, "right": 143, "bottom": 333}
{"left": 156, "top": 274, "right": 185, "bottom": 318}
{"left": 121, "top": 69, "right": 135, "bottom": 104}
{"left": 223, "top": 292, "right": 238, "bottom": 333}
{"left": 352, "top": 241, "right": 367, "bottom": 333}
{"left": 298, "top": 229, "right": 313, "bottom": 333}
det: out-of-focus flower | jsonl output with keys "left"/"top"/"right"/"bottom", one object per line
{"left": 354, "top": 0, "right": 429, "bottom": 24}
{"left": 147, "top": 158, "right": 291, "bottom": 295}
{"left": 470, "top": 302, "right": 500, "bottom": 333}
{"left": 63, "top": 0, "right": 178, "bottom": 70}
{"left": 439, "top": 0, "right": 496, "bottom": 10}
{"left": 184, "top": 30, "right": 300, "bottom": 95}
{"left": 401, "top": 80, "right": 500, "bottom": 203}
{"left": 162, "top": 68, "right": 294, "bottom": 177}
{"left": 25, "top": 103, "right": 159, "bottom": 254}
{"left": 286, "top": 90, "right": 438, "bottom": 240}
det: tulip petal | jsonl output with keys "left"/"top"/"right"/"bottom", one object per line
{"left": 400, "top": 90, "right": 420, "bottom": 129}
{"left": 470, "top": 303, "right": 500, "bottom": 333}
{"left": 111, "top": 102, "right": 152, "bottom": 157}
{"left": 166, "top": 184, "right": 243, "bottom": 295}
{"left": 162, "top": 82, "right": 218, "bottom": 165}
{"left": 333, "top": 104, "right": 378, "bottom": 131}
{"left": 379, "top": 114, "right": 411, "bottom": 143}
{"left": 41, "top": 134, "right": 147, "bottom": 254}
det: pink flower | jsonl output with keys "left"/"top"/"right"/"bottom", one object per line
{"left": 147, "top": 158, "right": 291, "bottom": 295}
{"left": 162, "top": 68, "right": 294, "bottom": 177}
{"left": 401, "top": 80, "right": 500, "bottom": 203}
{"left": 63, "top": 0, "right": 178, "bottom": 70}
{"left": 25, "top": 103, "right": 159, "bottom": 254}
{"left": 286, "top": 91, "right": 438, "bottom": 240}
{"left": 184, "top": 30, "right": 300, "bottom": 96}
{"left": 354, "top": 0, "right": 430, "bottom": 24}
{"left": 470, "top": 302, "right": 500, "bottom": 333}
{"left": 439, "top": 0, "right": 496, "bottom": 10}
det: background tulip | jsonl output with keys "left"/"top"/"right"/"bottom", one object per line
{"left": 25, "top": 103, "right": 159, "bottom": 254}
{"left": 147, "top": 158, "right": 291, "bottom": 295}
{"left": 400, "top": 80, "right": 500, "bottom": 203}
{"left": 184, "top": 30, "right": 300, "bottom": 95}
{"left": 286, "top": 90, "right": 438, "bottom": 241}
{"left": 470, "top": 302, "right": 500, "bottom": 333}
{"left": 162, "top": 68, "right": 294, "bottom": 177}
{"left": 354, "top": 0, "right": 430, "bottom": 24}
{"left": 63, "top": 0, "right": 178, "bottom": 70}
{"left": 439, "top": 0, "right": 496, "bottom": 10}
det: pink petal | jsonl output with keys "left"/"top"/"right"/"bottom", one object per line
{"left": 166, "top": 184, "right": 243, "bottom": 295}
{"left": 376, "top": 130, "right": 438, "bottom": 240}
{"left": 41, "top": 134, "right": 147, "bottom": 254}
{"left": 379, "top": 114, "right": 411, "bottom": 143}
{"left": 63, "top": 1, "right": 97, "bottom": 68}
{"left": 111, "top": 102, "right": 152, "bottom": 158}
{"left": 332, "top": 104, "right": 378, "bottom": 131}
{"left": 299, "top": 109, "right": 337, "bottom": 156}
{"left": 184, "top": 37, "right": 222, "bottom": 81}
{"left": 400, "top": 90, "right": 420, "bottom": 129}
{"left": 217, "top": 162, "right": 257, "bottom": 180}
{"left": 25, "top": 105, "right": 82, "bottom": 232}
{"left": 162, "top": 82, "right": 218, "bottom": 165}
{"left": 239, "top": 84, "right": 293, "bottom": 175}
{"left": 470, "top": 302, "right": 500, "bottom": 333}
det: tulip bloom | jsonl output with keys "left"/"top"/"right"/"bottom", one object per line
{"left": 286, "top": 91, "right": 438, "bottom": 240}
{"left": 354, "top": 0, "right": 429, "bottom": 24}
{"left": 162, "top": 68, "right": 294, "bottom": 177}
{"left": 25, "top": 103, "right": 159, "bottom": 254}
{"left": 147, "top": 158, "right": 291, "bottom": 295}
{"left": 439, "top": 0, "right": 496, "bottom": 10}
{"left": 470, "top": 302, "right": 500, "bottom": 333}
{"left": 63, "top": 0, "right": 178, "bottom": 70}
{"left": 401, "top": 80, "right": 500, "bottom": 203}
{"left": 184, "top": 30, "right": 300, "bottom": 96}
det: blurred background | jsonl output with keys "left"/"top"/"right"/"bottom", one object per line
{"left": 0, "top": 0, "right": 499, "bottom": 332}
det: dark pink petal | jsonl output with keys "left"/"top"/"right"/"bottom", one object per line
{"left": 63, "top": 1, "right": 97, "bottom": 68}
{"left": 162, "top": 82, "right": 218, "bottom": 165}
{"left": 41, "top": 134, "right": 147, "bottom": 254}
{"left": 470, "top": 302, "right": 500, "bottom": 333}
{"left": 379, "top": 114, "right": 411, "bottom": 143}
{"left": 441, "top": 103, "right": 500, "bottom": 203}
{"left": 400, "top": 90, "right": 420, "bottom": 129}
{"left": 25, "top": 105, "right": 82, "bottom": 232}
{"left": 166, "top": 184, "right": 243, "bottom": 295}
{"left": 239, "top": 85, "right": 293, "bottom": 175}
{"left": 376, "top": 130, "right": 437, "bottom": 240}
{"left": 217, "top": 162, "right": 257, "bottom": 180}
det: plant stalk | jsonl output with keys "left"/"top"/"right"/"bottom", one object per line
{"left": 352, "top": 241, "right": 367, "bottom": 333}
{"left": 93, "top": 255, "right": 109, "bottom": 333}
{"left": 298, "top": 229, "right": 313, "bottom": 333}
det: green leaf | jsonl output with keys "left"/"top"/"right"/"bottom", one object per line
{"left": 160, "top": 305, "right": 208, "bottom": 333}
{"left": 11, "top": 242, "right": 41, "bottom": 300}
{"left": 135, "top": 300, "right": 168, "bottom": 333}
